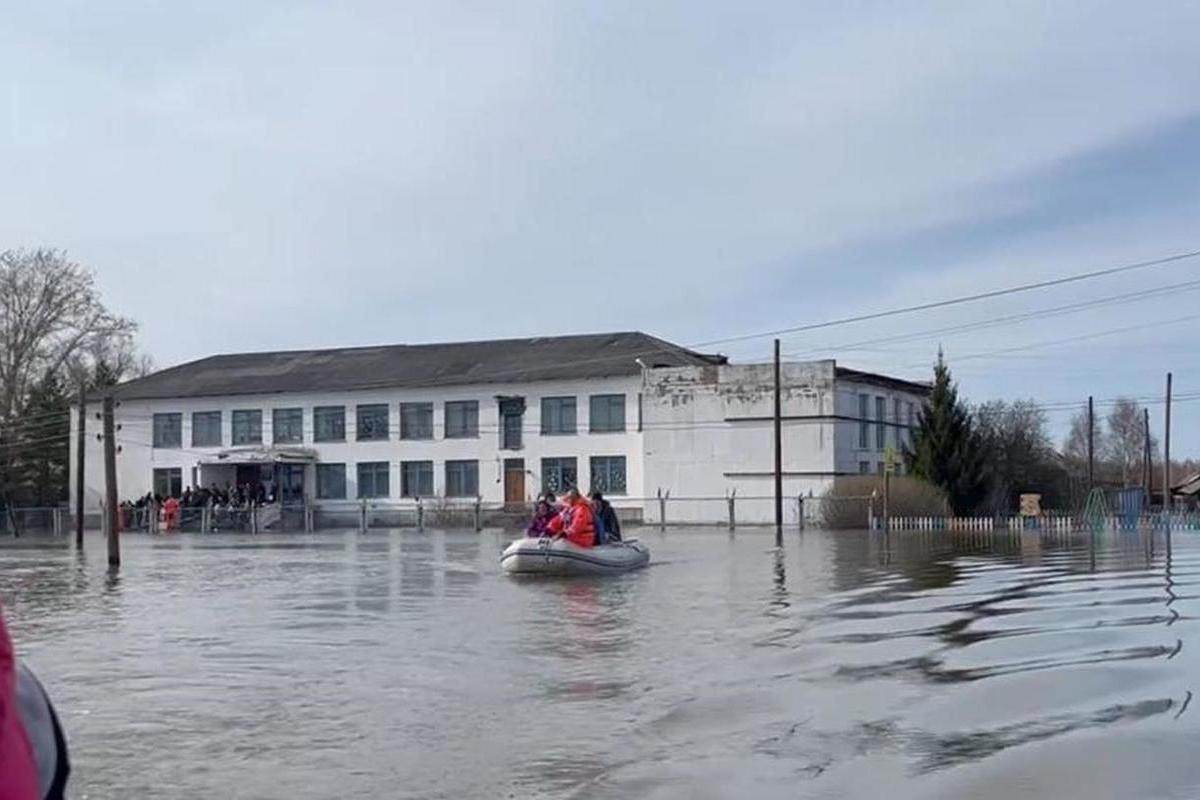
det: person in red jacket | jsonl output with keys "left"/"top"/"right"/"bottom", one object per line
{"left": 545, "top": 488, "right": 596, "bottom": 548}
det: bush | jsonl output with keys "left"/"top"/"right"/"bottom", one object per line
{"left": 818, "top": 475, "right": 949, "bottom": 529}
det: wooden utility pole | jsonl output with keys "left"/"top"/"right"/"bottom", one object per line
{"left": 102, "top": 396, "right": 120, "bottom": 567}
{"left": 773, "top": 339, "right": 783, "bottom": 547}
{"left": 1142, "top": 408, "right": 1151, "bottom": 503}
{"left": 1087, "top": 396, "right": 1094, "bottom": 491}
{"left": 1163, "top": 373, "right": 1173, "bottom": 514}
{"left": 75, "top": 388, "right": 86, "bottom": 549}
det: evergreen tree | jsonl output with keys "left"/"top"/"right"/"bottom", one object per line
{"left": 906, "top": 351, "right": 988, "bottom": 514}
{"left": 11, "top": 371, "right": 71, "bottom": 507}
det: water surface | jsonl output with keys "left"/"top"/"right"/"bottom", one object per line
{"left": 1, "top": 528, "right": 1196, "bottom": 799}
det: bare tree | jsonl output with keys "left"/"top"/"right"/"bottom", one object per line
{"left": 1107, "top": 397, "right": 1154, "bottom": 488}
{"left": 0, "top": 248, "right": 136, "bottom": 418}
{"left": 1063, "top": 406, "right": 1106, "bottom": 477}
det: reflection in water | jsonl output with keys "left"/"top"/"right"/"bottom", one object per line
{"left": 1, "top": 527, "right": 1199, "bottom": 799}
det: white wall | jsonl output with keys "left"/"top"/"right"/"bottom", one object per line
{"left": 71, "top": 375, "right": 644, "bottom": 511}
{"left": 642, "top": 361, "right": 841, "bottom": 523}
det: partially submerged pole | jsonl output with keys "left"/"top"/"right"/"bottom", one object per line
{"left": 1087, "top": 395, "right": 1094, "bottom": 492}
{"left": 1163, "top": 373, "right": 1173, "bottom": 514}
{"left": 102, "top": 396, "right": 120, "bottom": 567}
{"left": 773, "top": 338, "right": 783, "bottom": 547}
{"left": 75, "top": 387, "right": 86, "bottom": 548}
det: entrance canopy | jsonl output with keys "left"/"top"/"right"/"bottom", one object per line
{"left": 197, "top": 446, "right": 318, "bottom": 465}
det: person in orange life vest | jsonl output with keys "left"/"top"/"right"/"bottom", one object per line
{"left": 162, "top": 495, "right": 181, "bottom": 532}
{"left": 544, "top": 487, "right": 596, "bottom": 548}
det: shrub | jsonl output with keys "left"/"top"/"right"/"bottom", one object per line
{"left": 818, "top": 475, "right": 949, "bottom": 529}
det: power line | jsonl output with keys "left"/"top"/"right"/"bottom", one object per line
{"left": 692, "top": 249, "right": 1200, "bottom": 349}
{"left": 782, "top": 277, "right": 1200, "bottom": 360}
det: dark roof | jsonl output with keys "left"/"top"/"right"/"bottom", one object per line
{"left": 835, "top": 366, "right": 932, "bottom": 396}
{"left": 105, "top": 332, "right": 726, "bottom": 401}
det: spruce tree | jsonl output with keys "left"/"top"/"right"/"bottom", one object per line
{"left": 906, "top": 350, "right": 987, "bottom": 515}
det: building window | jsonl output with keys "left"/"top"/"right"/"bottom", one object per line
{"left": 541, "top": 397, "right": 576, "bottom": 435}
{"left": 877, "top": 462, "right": 886, "bottom": 476}
{"left": 357, "top": 404, "right": 389, "bottom": 441}
{"left": 313, "top": 406, "right": 345, "bottom": 443}
{"left": 357, "top": 461, "right": 390, "bottom": 498}
{"left": 589, "top": 394, "right": 626, "bottom": 433}
{"left": 499, "top": 398, "right": 524, "bottom": 449}
{"left": 894, "top": 398, "right": 903, "bottom": 439}
{"left": 232, "top": 410, "right": 262, "bottom": 445}
{"left": 541, "top": 457, "right": 578, "bottom": 494}
{"left": 191, "top": 411, "right": 221, "bottom": 447}
{"left": 907, "top": 401, "right": 918, "bottom": 448}
{"left": 445, "top": 460, "right": 479, "bottom": 498}
{"left": 858, "top": 461, "right": 871, "bottom": 475}
{"left": 589, "top": 456, "right": 627, "bottom": 495}
{"left": 444, "top": 401, "right": 479, "bottom": 439}
{"left": 273, "top": 408, "right": 304, "bottom": 444}
{"left": 400, "top": 403, "right": 434, "bottom": 440}
{"left": 152, "top": 413, "right": 182, "bottom": 449}
{"left": 316, "top": 463, "right": 347, "bottom": 499}
{"left": 875, "top": 397, "right": 886, "bottom": 449}
{"left": 153, "top": 467, "right": 182, "bottom": 498}
{"left": 857, "top": 394, "right": 869, "bottom": 449}
{"left": 401, "top": 460, "right": 433, "bottom": 498}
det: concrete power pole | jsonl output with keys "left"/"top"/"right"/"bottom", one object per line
{"left": 1163, "top": 373, "right": 1173, "bottom": 515}
{"left": 773, "top": 339, "right": 783, "bottom": 548}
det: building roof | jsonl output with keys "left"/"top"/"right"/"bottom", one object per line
{"left": 835, "top": 366, "right": 932, "bottom": 396}
{"left": 105, "top": 332, "right": 726, "bottom": 401}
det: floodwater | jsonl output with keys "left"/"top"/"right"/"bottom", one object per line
{"left": 1, "top": 527, "right": 1198, "bottom": 799}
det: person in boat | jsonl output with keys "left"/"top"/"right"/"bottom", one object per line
{"left": 589, "top": 491, "right": 621, "bottom": 542}
{"left": 526, "top": 498, "right": 557, "bottom": 537}
{"left": 1, "top": 604, "right": 70, "bottom": 799}
{"left": 545, "top": 487, "right": 596, "bottom": 548}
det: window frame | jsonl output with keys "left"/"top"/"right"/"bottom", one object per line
{"left": 589, "top": 394, "right": 626, "bottom": 433}
{"left": 875, "top": 396, "right": 887, "bottom": 449}
{"left": 152, "top": 467, "right": 182, "bottom": 498}
{"left": 857, "top": 394, "right": 869, "bottom": 449}
{"left": 444, "top": 400, "right": 479, "bottom": 439}
{"left": 313, "top": 406, "right": 346, "bottom": 443}
{"left": 589, "top": 455, "right": 627, "bottom": 495}
{"left": 231, "top": 409, "right": 263, "bottom": 445}
{"left": 400, "top": 460, "right": 434, "bottom": 498}
{"left": 400, "top": 402, "right": 434, "bottom": 441}
{"left": 541, "top": 396, "right": 577, "bottom": 436}
{"left": 541, "top": 457, "right": 578, "bottom": 494}
{"left": 444, "top": 459, "right": 479, "bottom": 498}
{"left": 152, "top": 412, "right": 182, "bottom": 449}
{"left": 316, "top": 463, "right": 347, "bottom": 499}
{"left": 190, "top": 411, "right": 221, "bottom": 448}
{"left": 356, "top": 403, "right": 390, "bottom": 442}
{"left": 273, "top": 407, "right": 304, "bottom": 444}
{"left": 356, "top": 461, "right": 391, "bottom": 499}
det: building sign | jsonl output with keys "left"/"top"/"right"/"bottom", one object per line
{"left": 1019, "top": 493, "right": 1042, "bottom": 517}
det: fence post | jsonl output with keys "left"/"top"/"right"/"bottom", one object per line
{"left": 474, "top": 496, "right": 482, "bottom": 532}
{"left": 868, "top": 492, "right": 876, "bottom": 531}
{"left": 417, "top": 498, "right": 424, "bottom": 532}
{"left": 797, "top": 495, "right": 805, "bottom": 531}
{"left": 658, "top": 489, "right": 668, "bottom": 531}
{"left": 149, "top": 499, "right": 160, "bottom": 534}
{"left": 201, "top": 504, "right": 210, "bottom": 534}
{"left": 305, "top": 499, "right": 315, "bottom": 533}
{"left": 727, "top": 490, "right": 736, "bottom": 531}
{"left": 359, "top": 499, "right": 367, "bottom": 533}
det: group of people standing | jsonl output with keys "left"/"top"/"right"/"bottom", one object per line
{"left": 526, "top": 488, "right": 622, "bottom": 548}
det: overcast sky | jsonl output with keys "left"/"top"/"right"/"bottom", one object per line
{"left": 2, "top": 2, "right": 1199, "bottom": 450}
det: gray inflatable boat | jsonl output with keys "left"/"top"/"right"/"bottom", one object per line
{"left": 501, "top": 536, "right": 650, "bottom": 576}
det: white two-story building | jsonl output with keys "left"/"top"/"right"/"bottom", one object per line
{"left": 73, "top": 331, "right": 930, "bottom": 524}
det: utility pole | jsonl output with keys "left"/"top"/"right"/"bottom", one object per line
{"left": 1163, "top": 373, "right": 1173, "bottom": 514}
{"left": 1087, "top": 396, "right": 1094, "bottom": 491}
{"left": 1143, "top": 407, "right": 1151, "bottom": 504}
{"left": 773, "top": 338, "right": 783, "bottom": 547}
{"left": 75, "top": 388, "right": 86, "bottom": 549}
{"left": 102, "top": 396, "right": 120, "bottom": 567}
